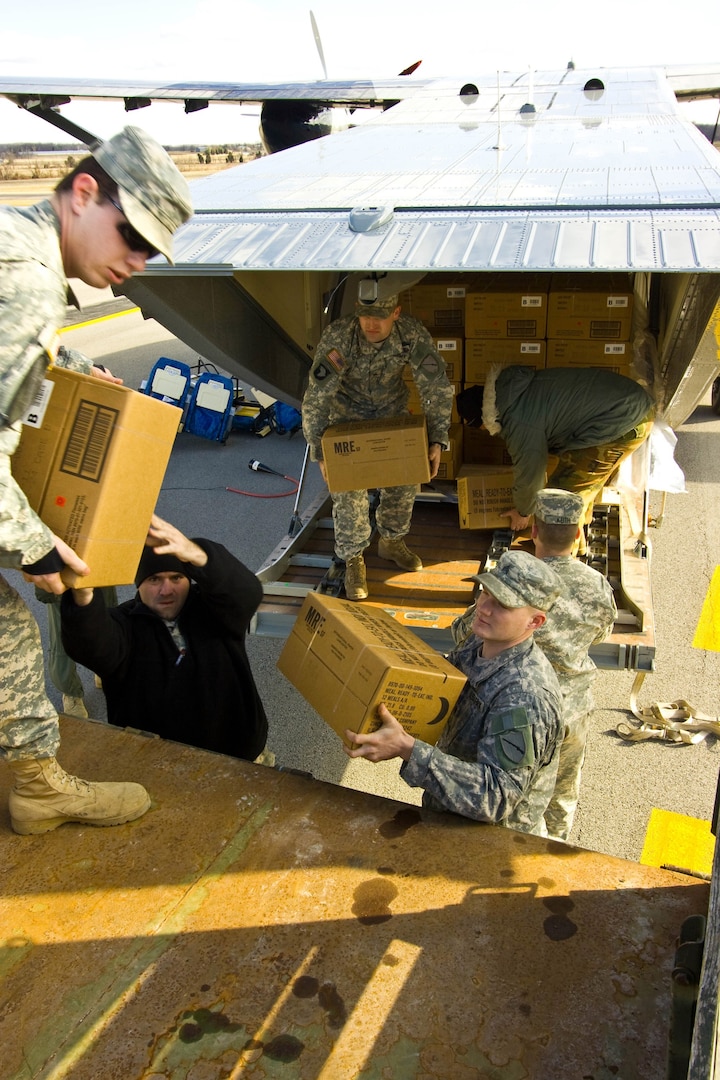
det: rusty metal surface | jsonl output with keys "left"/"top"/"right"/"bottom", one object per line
{"left": 0, "top": 717, "right": 708, "bottom": 1079}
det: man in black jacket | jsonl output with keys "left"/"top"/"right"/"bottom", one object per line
{"left": 60, "top": 515, "right": 269, "bottom": 762}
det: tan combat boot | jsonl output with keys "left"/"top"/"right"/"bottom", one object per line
{"left": 7, "top": 758, "right": 151, "bottom": 836}
{"left": 344, "top": 554, "right": 368, "bottom": 601}
{"left": 378, "top": 537, "right": 423, "bottom": 572}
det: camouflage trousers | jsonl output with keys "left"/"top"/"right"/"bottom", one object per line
{"left": 0, "top": 573, "right": 60, "bottom": 760}
{"left": 331, "top": 485, "right": 418, "bottom": 561}
{"left": 549, "top": 412, "right": 655, "bottom": 522}
{"left": 543, "top": 709, "right": 591, "bottom": 841}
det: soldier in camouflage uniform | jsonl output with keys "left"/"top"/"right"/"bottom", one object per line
{"left": 302, "top": 290, "right": 454, "bottom": 600}
{"left": 451, "top": 489, "right": 617, "bottom": 841}
{"left": 345, "top": 550, "right": 564, "bottom": 836}
{"left": 0, "top": 127, "right": 192, "bottom": 835}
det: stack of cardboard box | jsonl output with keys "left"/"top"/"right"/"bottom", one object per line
{"left": 545, "top": 273, "right": 634, "bottom": 377}
{"left": 397, "top": 282, "right": 469, "bottom": 482}
{"left": 396, "top": 272, "right": 641, "bottom": 529}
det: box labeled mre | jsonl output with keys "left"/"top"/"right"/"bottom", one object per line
{"left": 321, "top": 415, "right": 430, "bottom": 493}
{"left": 277, "top": 592, "right": 467, "bottom": 746}
{"left": 456, "top": 464, "right": 516, "bottom": 530}
{"left": 13, "top": 367, "right": 180, "bottom": 587}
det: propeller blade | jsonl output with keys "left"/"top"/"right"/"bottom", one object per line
{"left": 309, "top": 11, "right": 328, "bottom": 81}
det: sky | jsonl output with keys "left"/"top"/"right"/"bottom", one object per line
{"left": 1, "top": 0, "right": 718, "bottom": 145}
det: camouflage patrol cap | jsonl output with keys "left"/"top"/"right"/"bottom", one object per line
{"left": 534, "top": 487, "right": 584, "bottom": 526}
{"left": 92, "top": 126, "right": 193, "bottom": 263}
{"left": 475, "top": 550, "right": 562, "bottom": 612}
{"left": 355, "top": 294, "right": 399, "bottom": 316}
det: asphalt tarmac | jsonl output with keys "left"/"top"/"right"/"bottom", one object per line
{"left": 16, "top": 284, "right": 720, "bottom": 866}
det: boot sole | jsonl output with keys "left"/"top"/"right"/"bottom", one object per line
{"left": 10, "top": 795, "right": 152, "bottom": 835}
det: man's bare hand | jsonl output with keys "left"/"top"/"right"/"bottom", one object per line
{"left": 343, "top": 703, "right": 415, "bottom": 763}
{"left": 318, "top": 460, "right": 327, "bottom": 484}
{"left": 428, "top": 443, "right": 442, "bottom": 479}
{"left": 91, "top": 365, "right": 123, "bottom": 385}
{"left": 504, "top": 509, "right": 531, "bottom": 533}
{"left": 144, "top": 514, "right": 207, "bottom": 567}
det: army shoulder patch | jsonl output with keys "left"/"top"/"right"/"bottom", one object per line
{"left": 489, "top": 707, "right": 535, "bottom": 770}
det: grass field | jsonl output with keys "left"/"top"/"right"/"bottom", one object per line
{"left": 0, "top": 149, "right": 259, "bottom": 205}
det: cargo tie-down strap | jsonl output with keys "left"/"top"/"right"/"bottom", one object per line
{"left": 616, "top": 699, "right": 720, "bottom": 745}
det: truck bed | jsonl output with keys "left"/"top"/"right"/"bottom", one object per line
{"left": 0, "top": 715, "right": 707, "bottom": 1079}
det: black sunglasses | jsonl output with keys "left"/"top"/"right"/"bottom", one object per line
{"left": 106, "top": 195, "right": 160, "bottom": 259}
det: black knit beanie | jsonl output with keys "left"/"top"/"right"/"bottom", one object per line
{"left": 134, "top": 547, "right": 190, "bottom": 587}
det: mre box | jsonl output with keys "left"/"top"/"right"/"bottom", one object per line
{"left": 13, "top": 367, "right": 180, "bottom": 587}
{"left": 457, "top": 464, "right": 516, "bottom": 530}
{"left": 321, "top": 415, "right": 430, "bottom": 493}
{"left": 277, "top": 592, "right": 467, "bottom": 746}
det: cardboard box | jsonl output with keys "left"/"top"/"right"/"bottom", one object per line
{"left": 406, "top": 381, "right": 460, "bottom": 424}
{"left": 546, "top": 339, "right": 632, "bottom": 375}
{"left": 435, "top": 423, "right": 463, "bottom": 481}
{"left": 430, "top": 333, "right": 464, "bottom": 382}
{"left": 277, "top": 592, "right": 467, "bottom": 745}
{"left": 462, "top": 425, "right": 513, "bottom": 467}
{"left": 321, "top": 415, "right": 430, "bottom": 493}
{"left": 465, "top": 275, "right": 550, "bottom": 339}
{"left": 547, "top": 274, "right": 633, "bottom": 339}
{"left": 398, "top": 284, "right": 467, "bottom": 329}
{"left": 13, "top": 367, "right": 180, "bottom": 587}
{"left": 456, "top": 464, "right": 516, "bottom": 530}
{"left": 464, "top": 339, "right": 546, "bottom": 383}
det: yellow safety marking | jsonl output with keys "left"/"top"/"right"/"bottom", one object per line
{"left": 693, "top": 565, "right": 720, "bottom": 652}
{"left": 59, "top": 308, "right": 139, "bottom": 334}
{"left": 641, "top": 807, "right": 715, "bottom": 877}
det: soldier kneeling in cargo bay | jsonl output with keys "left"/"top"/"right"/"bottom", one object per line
{"left": 344, "top": 550, "right": 564, "bottom": 837}
{"left": 301, "top": 285, "right": 454, "bottom": 601}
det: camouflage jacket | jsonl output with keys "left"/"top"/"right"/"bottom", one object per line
{"left": 452, "top": 555, "right": 617, "bottom": 724}
{"left": 0, "top": 200, "right": 91, "bottom": 569}
{"left": 400, "top": 634, "right": 563, "bottom": 835}
{"left": 302, "top": 314, "right": 454, "bottom": 461}
{"left": 535, "top": 556, "right": 617, "bottom": 721}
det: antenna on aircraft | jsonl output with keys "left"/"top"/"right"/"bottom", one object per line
{"left": 310, "top": 11, "right": 328, "bottom": 80}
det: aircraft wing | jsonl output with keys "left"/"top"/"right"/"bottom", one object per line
{"left": 0, "top": 74, "right": 431, "bottom": 111}
{"left": 662, "top": 64, "right": 720, "bottom": 101}
{"left": 0, "top": 62, "right": 716, "bottom": 119}
{"left": 160, "top": 65, "right": 720, "bottom": 275}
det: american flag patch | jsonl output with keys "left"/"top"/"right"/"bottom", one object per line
{"left": 325, "top": 348, "right": 346, "bottom": 373}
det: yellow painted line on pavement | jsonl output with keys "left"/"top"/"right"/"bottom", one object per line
{"left": 59, "top": 306, "right": 140, "bottom": 334}
{"left": 693, "top": 565, "right": 720, "bottom": 652}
